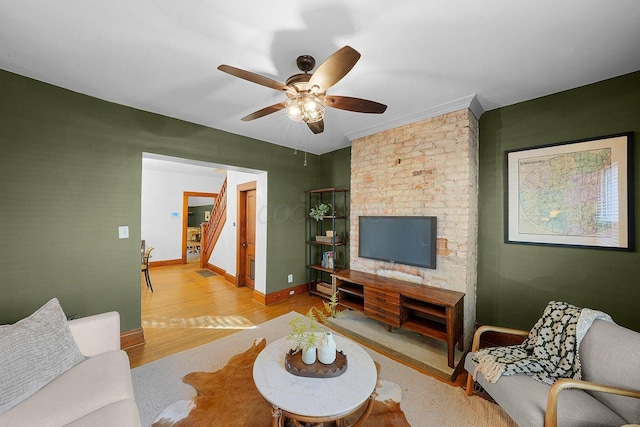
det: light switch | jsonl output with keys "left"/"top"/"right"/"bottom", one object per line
{"left": 118, "top": 226, "right": 129, "bottom": 239}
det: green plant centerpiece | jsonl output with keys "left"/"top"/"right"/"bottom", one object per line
{"left": 309, "top": 202, "right": 332, "bottom": 221}
{"left": 286, "top": 292, "right": 343, "bottom": 354}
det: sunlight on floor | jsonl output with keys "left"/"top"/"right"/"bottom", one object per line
{"left": 142, "top": 315, "right": 257, "bottom": 330}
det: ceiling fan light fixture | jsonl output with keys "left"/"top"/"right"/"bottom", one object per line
{"left": 285, "top": 93, "right": 326, "bottom": 123}
{"left": 219, "top": 46, "right": 386, "bottom": 133}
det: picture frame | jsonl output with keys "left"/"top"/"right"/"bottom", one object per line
{"left": 505, "top": 132, "right": 634, "bottom": 250}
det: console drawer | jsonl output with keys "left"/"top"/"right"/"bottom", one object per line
{"left": 364, "top": 298, "right": 400, "bottom": 313}
{"left": 364, "top": 305, "right": 401, "bottom": 327}
{"left": 364, "top": 288, "right": 401, "bottom": 327}
{"left": 365, "top": 288, "right": 400, "bottom": 305}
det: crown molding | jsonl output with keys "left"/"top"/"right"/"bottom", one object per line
{"left": 468, "top": 95, "right": 485, "bottom": 121}
{"left": 346, "top": 94, "right": 485, "bottom": 141}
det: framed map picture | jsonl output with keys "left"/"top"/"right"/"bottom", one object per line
{"left": 505, "top": 132, "right": 634, "bottom": 250}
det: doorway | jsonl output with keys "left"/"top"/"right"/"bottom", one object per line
{"left": 182, "top": 192, "right": 217, "bottom": 264}
{"left": 237, "top": 181, "right": 256, "bottom": 289}
{"left": 141, "top": 152, "right": 268, "bottom": 294}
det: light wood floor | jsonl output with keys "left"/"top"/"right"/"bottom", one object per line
{"left": 125, "top": 262, "right": 467, "bottom": 388}
{"left": 125, "top": 262, "right": 324, "bottom": 368}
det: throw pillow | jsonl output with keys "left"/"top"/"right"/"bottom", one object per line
{"left": 0, "top": 298, "right": 87, "bottom": 414}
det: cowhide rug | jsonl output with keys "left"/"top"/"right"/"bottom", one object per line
{"left": 152, "top": 338, "right": 411, "bottom": 427}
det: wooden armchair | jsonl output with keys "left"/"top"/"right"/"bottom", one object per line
{"left": 465, "top": 324, "right": 529, "bottom": 396}
{"left": 545, "top": 379, "right": 640, "bottom": 427}
{"left": 465, "top": 322, "right": 640, "bottom": 427}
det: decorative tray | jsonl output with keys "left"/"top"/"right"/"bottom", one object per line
{"left": 284, "top": 349, "right": 348, "bottom": 378}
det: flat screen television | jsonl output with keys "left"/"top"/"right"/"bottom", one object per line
{"left": 358, "top": 216, "right": 437, "bottom": 269}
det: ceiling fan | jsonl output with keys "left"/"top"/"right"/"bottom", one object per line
{"left": 217, "top": 46, "right": 387, "bottom": 134}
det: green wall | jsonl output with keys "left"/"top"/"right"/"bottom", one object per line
{"left": 318, "top": 147, "right": 351, "bottom": 190}
{"left": 317, "top": 147, "right": 352, "bottom": 270}
{"left": 0, "top": 69, "right": 321, "bottom": 331}
{"left": 478, "top": 71, "right": 640, "bottom": 331}
{"left": 8, "top": 61, "right": 636, "bottom": 335}
{"left": 188, "top": 205, "right": 213, "bottom": 227}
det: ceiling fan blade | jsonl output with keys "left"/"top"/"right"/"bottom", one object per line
{"left": 307, "top": 120, "right": 324, "bottom": 134}
{"left": 308, "top": 46, "right": 361, "bottom": 92}
{"left": 325, "top": 96, "right": 387, "bottom": 114}
{"left": 218, "top": 65, "right": 292, "bottom": 93}
{"left": 241, "top": 102, "right": 286, "bottom": 121}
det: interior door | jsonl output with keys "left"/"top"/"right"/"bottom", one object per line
{"left": 244, "top": 189, "right": 256, "bottom": 289}
{"left": 238, "top": 182, "right": 257, "bottom": 289}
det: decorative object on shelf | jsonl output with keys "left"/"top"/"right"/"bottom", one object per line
{"left": 285, "top": 348, "right": 348, "bottom": 377}
{"left": 316, "top": 235, "right": 343, "bottom": 244}
{"left": 318, "top": 331, "right": 337, "bottom": 364}
{"left": 326, "top": 230, "right": 334, "bottom": 237}
{"left": 315, "top": 282, "right": 333, "bottom": 296}
{"left": 321, "top": 251, "right": 334, "bottom": 269}
{"left": 309, "top": 202, "right": 332, "bottom": 221}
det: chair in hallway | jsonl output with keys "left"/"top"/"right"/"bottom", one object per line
{"left": 141, "top": 247, "right": 154, "bottom": 292}
{"left": 187, "top": 227, "right": 201, "bottom": 253}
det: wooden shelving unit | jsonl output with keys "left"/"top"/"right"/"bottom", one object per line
{"left": 307, "top": 188, "right": 349, "bottom": 299}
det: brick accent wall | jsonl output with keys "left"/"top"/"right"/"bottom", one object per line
{"left": 350, "top": 108, "right": 479, "bottom": 343}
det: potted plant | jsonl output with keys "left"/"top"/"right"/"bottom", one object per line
{"left": 286, "top": 311, "right": 321, "bottom": 364}
{"left": 314, "top": 293, "right": 342, "bottom": 364}
{"left": 286, "top": 293, "right": 343, "bottom": 364}
{"left": 309, "top": 202, "right": 332, "bottom": 221}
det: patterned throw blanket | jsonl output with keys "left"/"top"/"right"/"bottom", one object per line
{"left": 472, "top": 301, "right": 613, "bottom": 385}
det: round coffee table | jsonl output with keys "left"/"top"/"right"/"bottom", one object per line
{"left": 253, "top": 334, "right": 378, "bottom": 427}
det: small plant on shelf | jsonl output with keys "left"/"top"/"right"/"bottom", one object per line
{"left": 309, "top": 203, "right": 332, "bottom": 221}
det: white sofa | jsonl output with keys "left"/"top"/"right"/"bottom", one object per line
{"left": 0, "top": 311, "right": 141, "bottom": 427}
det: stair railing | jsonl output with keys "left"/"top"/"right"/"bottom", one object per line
{"left": 200, "top": 178, "right": 227, "bottom": 268}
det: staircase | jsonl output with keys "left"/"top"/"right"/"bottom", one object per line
{"left": 200, "top": 178, "right": 227, "bottom": 268}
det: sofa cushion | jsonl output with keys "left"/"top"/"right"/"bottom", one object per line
{"left": 0, "top": 298, "right": 86, "bottom": 414}
{"left": 579, "top": 320, "right": 640, "bottom": 424}
{"left": 465, "top": 353, "right": 627, "bottom": 427}
{"left": 0, "top": 350, "right": 138, "bottom": 427}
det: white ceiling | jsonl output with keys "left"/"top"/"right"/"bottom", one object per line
{"left": 2, "top": 1, "right": 639, "bottom": 155}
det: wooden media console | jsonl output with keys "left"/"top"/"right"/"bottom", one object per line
{"left": 331, "top": 269, "right": 464, "bottom": 368}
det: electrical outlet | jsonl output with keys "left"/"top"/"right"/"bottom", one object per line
{"left": 287, "top": 274, "right": 293, "bottom": 283}
{"left": 289, "top": 290, "right": 295, "bottom": 295}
